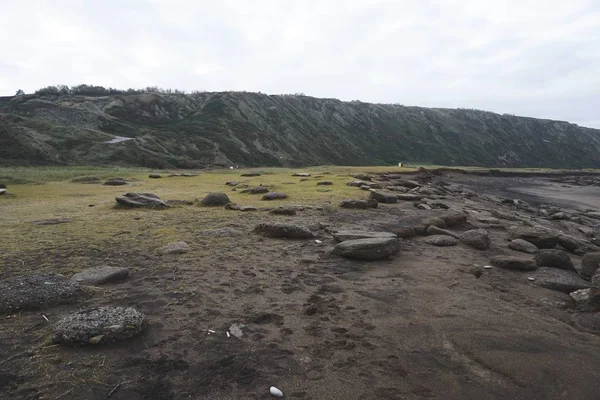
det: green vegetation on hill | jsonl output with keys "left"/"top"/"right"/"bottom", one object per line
{"left": 1, "top": 88, "right": 599, "bottom": 168}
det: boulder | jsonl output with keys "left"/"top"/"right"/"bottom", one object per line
{"left": 253, "top": 223, "right": 314, "bottom": 239}
{"left": 0, "top": 183, "right": 6, "bottom": 189}
{"left": 116, "top": 193, "right": 167, "bottom": 209}
{"left": 439, "top": 211, "right": 468, "bottom": 227}
{"left": 333, "top": 230, "right": 397, "bottom": 243}
{"left": 71, "top": 266, "right": 130, "bottom": 285}
{"left": 533, "top": 267, "right": 590, "bottom": 293}
{"left": 508, "top": 239, "right": 539, "bottom": 254}
{"left": 558, "top": 234, "right": 597, "bottom": 255}
{"left": 262, "top": 192, "right": 288, "bottom": 201}
{"left": 581, "top": 252, "right": 600, "bottom": 279}
{"left": 506, "top": 226, "right": 559, "bottom": 249}
{"left": 331, "top": 237, "right": 401, "bottom": 261}
{"left": 52, "top": 307, "right": 146, "bottom": 345}
{"left": 149, "top": 174, "right": 162, "bottom": 179}
{"left": 317, "top": 181, "right": 333, "bottom": 186}
{"left": 369, "top": 190, "right": 398, "bottom": 204}
{"left": 104, "top": 179, "right": 128, "bottom": 186}
{"left": 200, "top": 192, "right": 231, "bottom": 206}
{"left": 534, "top": 249, "right": 575, "bottom": 271}
{"left": 160, "top": 241, "right": 191, "bottom": 255}
{"left": 270, "top": 207, "right": 297, "bottom": 216}
{"left": 397, "top": 194, "right": 422, "bottom": 201}
{"left": 490, "top": 256, "right": 537, "bottom": 271}
{"left": 425, "top": 235, "right": 458, "bottom": 246}
{"left": 459, "top": 229, "right": 490, "bottom": 250}
{"left": 339, "top": 199, "right": 378, "bottom": 209}
{"left": 0, "top": 274, "right": 89, "bottom": 314}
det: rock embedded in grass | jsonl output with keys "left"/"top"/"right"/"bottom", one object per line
{"left": 104, "top": 178, "right": 128, "bottom": 186}
{"left": 71, "top": 266, "right": 130, "bottom": 285}
{"left": 331, "top": 237, "right": 401, "bottom": 261}
{"left": 241, "top": 173, "right": 261, "bottom": 177}
{"left": 292, "top": 173, "right": 310, "bottom": 177}
{"left": 317, "top": 181, "right": 333, "bottom": 186}
{"left": 149, "top": 174, "right": 162, "bottom": 179}
{"left": 253, "top": 223, "right": 314, "bottom": 239}
{"left": 339, "top": 199, "right": 378, "bottom": 209}
{"left": 333, "top": 230, "right": 397, "bottom": 243}
{"left": 52, "top": 306, "right": 146, "bottom": 345}
{"left": 200, "top": 192, "right": 231, "bottom": 206}
{"left": 160, "top": 241, "right": 191, "bottom": 255}
{"left": 270, "top": 207, "right": 297, "bottom": 216}
{"left": 116, "top": 192, "right": 168, "bottom": 208}
{"left": 262, "top": 192, "right": 288, "bottom": 201}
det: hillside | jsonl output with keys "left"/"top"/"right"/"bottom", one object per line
{"left": 1, "top": 91, "right": 600, "bottom": 168}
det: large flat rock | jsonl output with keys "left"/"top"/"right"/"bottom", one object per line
{"left": 71, "top": 266, "right": 130, "bottom": 285}
{"left": 332, "top": 237, "right": 401, "bottom": 261}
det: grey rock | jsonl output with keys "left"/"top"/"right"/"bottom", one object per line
{"left": 149, "top": 174, "right": 162, "bottom": 179}
{"left": 386, "top": 186, "right": 409, "bottom": 193}
{"left": 333, "top": 230, "right": 397, "bottom": 243}
{"left": 71, "top": 266, "right": 130, "bottom": 285}
{"left": 200, "top": 192, "right": 231, "bottom": 206}
{"left": 534, "top": 267, "right": 590, "bottom": 293}
{"left": 534, "top": 249, "right": 575, "bottom": 271}
{"left": 104, "top": 179, "right": 128, "bottom": 186}
{"left": 394, "top": 179, "right": 420, "bottom": 189}
{"left": 0, "top": 189, "right": 6, "bottom": 195}
{"left": 225, "top": 181, "right": 239, "bottom": 186}
{"left": 160, "top": 241, "right": 191, "bottom": 255}
{"left": 253, "top": 223, "right": 314, "bottom": 239}
{"left": 459, "top": 229, "right": 491, "bottom": 250}
{"left": 0, "top": 183, "right": 6, "bottom": 189}
{"left": 439, "top": 211, "right": 468, "bottom": 227}
{"left": 331, "top": 237, "right": 401, "bottom": 261}
{"left": 239, "top": 206, "right": 257, "bottom": 212}
{"left": 351, "top": 174, "right": 373, "bottom": 181}
{"left": 347, "top": 181, "right": 382, "bottom": 189}
{"left": 550, "top": 212, "right": 568, "bottom": 220}
{"left": 425, "top": 235, "right": 458, "bottom": 246}
{"left": 369, "top": 190, "right": 398, "bottom": 203}
{"left": 116, "top": 192, "right": 167, "bottom": 209}
{"left": 270, "top": 207, "right": 297, "bottom": 216}
{"left": 262, "top": 192, "right": 288, "bottom": 201}
{"left": 573, "top": 312, "right": 600, "bottom": 332}
{"left": 339, "top": 199, "right": 378, "bottom": 209}
{"left": 491, "top": 256, "right": 537, "bottom": 271}
{"left": 581, "top": 252, "right": 600, "bottom": 279}
{"left": 52, "top": 307, "right": 146, "bottom": 345}
{"left": 507, "top": 226, "right": 559, "bottom": 249}
{"left": 0, "top": 274, "right": 89, "bottom": 314}
{"left": 558, "top": 234, "right": 597, "bottom": 255}
{"left": 317, "top": 181, "right": 333, "bottom": 186}
{"left": 508, "top": 239, "right": 539, "bottom": 254}
{"left": 225, "top": 203, "right": 241, "bottom": 210}
{"left": 397, "top": 194, "right": 422, "bottom": 201}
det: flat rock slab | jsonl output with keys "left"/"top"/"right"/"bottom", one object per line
{"left": 71, "top": 266, "right": 130, "bottom": 285}
{"left": 254, "top": 223, "right": 314, "bottom": 239}
{"left": 32, "top": 218, "right": 72, "bottom": 226}
{"left": 149, "top": 174, "right": 162, "bottom": 179}
{"left": 262, "top": 192, "right": 288, "bottom": 201}
{"left": 533, "top": 267, "right": 590, "bottom": 294}
{"left": 509, "top": 239, "right": 539, "bottom": 254}
{"left": 52, "top": 307, "right": 146, "bottom": 345}
{"left": 332, "top": 237, "right": 400, "bottom": 261}
{"left": 507, "top": 226, "right": 559, "bottom": 249}
{"left": 116, "top": 192, "right": 167, "bottom": 209}
{"left": 459, "top": 229, "right": 491, "bottom": 250}
{"left": 491, "top": 256, "right": 537, "bottom": 271}
{"left": 0, "top": 274, "right": 89, "bottom": 314}
{"left": 160, "top": 241, "right": 191, "bottom": 255}
{"left": 339, "top": 199, "right": 378, "bottom": 209}
{"left": 333, "top": 230, "right": 397, "bottom": 243}
{"left": 200, "top": 192, "right": 231, "bottom": 206}
{"left": 370, "top": 190, "right": 398, "bottom": 203}
{"left": 426, "top": 235, "right": 458, "bottom": 246}
{"left": 534, "top": 249, "right": 575, "bottom": 271}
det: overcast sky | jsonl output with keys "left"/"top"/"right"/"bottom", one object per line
{"left": 1, "top": 0, "right": 599, "bottom": 128}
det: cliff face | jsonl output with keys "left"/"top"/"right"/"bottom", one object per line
{"left": 1, "top": 91, "right": 599, "bottom": 168}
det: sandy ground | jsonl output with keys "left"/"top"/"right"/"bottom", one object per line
{"left": 1, "top": 172, "right": 600, "bottom": 399}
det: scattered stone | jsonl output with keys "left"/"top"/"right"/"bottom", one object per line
{"left": 506, "top": 226, "right": 559, "bottom": 249}
{"left": 489, "top": 209, "right": 520, "bottom": 221}
{"left": 534, "top": 249, "right": 575, "bottom": 271}
{"left": 509, "top": 239, "right": 539, "bottom": 254}
{"left": 104, "top": 179, "right": 128, "bottom": 186}
{"left": 426, "top": 235, "right": 458, "bottom": 246}
{"left": 0, "top": 274, "right": 89, "bottom": 314}
{"left": 414, "top": 217, "right": 446, "bottom": 235}
{"left": 571, "top": 288, "right": 591, "bottom": 304}
{"left": 270, "top": 207, "right": 297, "bottom": 216}
{"left": 333, "top": 230, "right": 398, "bottom": 243}
{"left": 240, "top": 206, "right": 257, "bottom": 211}
{"left": 459, "top": 229, "right": 491, "bottom": 250}
{"left": 226, "top": 181, "right": 239, "bottom": 186}
{"left": 262, "top": 192, "right": 288, "bottom": 201}
{"left": 229, "top": 323, "right": 245, "bottom": 338}
{"left": 149, "top": 174, "right": 162, "bottom": 179}
{"left": 292, "top": 173, "right": 311, "bottom": 177}
{"left": 476, "top": 216, "right": 500, "bottom": 225}
{"left": 386, "top": 186, "right": 409, "bottom": 193}
{"left": 71, "top": 266, "right": 130, "bottom": 285}
{"left": 116, "top": 192, "right": 167, "bottom": 209}
{"left": 397, "top": 194, "right": 422, "bottom": 201}
{"left": 533, "top": 267, "right": 590, "bottom": 293}
{"left": 317, "top": 181, "right": 333, "bottom": 186}
{"left": 200, "top": 192, "right": 231, "bottom": 206}
{"left": 339, "top": 199, "right": 378, "bottom": 209}
{"left": 426, "top": 225, "right": 459, "bottom": 238}
{"left": 52, "top": 307, "right": 146, "bottom": 345}
{"left": 490, "top": 256, "right": 537, "bottom": 271}
{"left": 581, "top": 252, "right": 600, "bottom": 279}
{"left": 160, "top": 241, "right": 191, "bottom": 255}
{"left": 32, "top": 218, "right": 72, "bottom": 226}
{"left": 370, "top": 190, "right": 398, "bottom": 204}
{"left": 241, "top": 173, "right": 261, "bottom": 177}
{"left": 254, "top": 223, "right": 314, "bottom": 239}
{"left": 331, "top": 237, "right": 401, "bottom": 261}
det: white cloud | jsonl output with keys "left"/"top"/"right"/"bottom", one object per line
{"left": 1, "top": 0, "right": 599, "bottom": 128}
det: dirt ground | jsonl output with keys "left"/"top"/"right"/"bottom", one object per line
{"left": 1, "top": 170, "right": 600, "bottom": 399}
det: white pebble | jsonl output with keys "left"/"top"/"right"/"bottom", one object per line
{"left": 270, "top": 386, "right": 284, "bottom": 397}
{"left": 483, "top": 265, "right": 492, "bottom": 269}
{"left": 226, "top": 331, "right": 230, "bottom": 338}
{"left": 528, "top": 277, "right": 536, "bottom": 281}
{"left": 315, "top": 240, "right": 323, "bottom": 244}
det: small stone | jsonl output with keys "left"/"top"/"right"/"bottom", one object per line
{"left": 397, "top": 194, "right": 422, "bottom": 201}
{"left": 160, "top": 241, "right": 191, "bottom": 255}
{"left": 225, "top": 181, "right": 239, "bottom": 186}
{"left": 528, "top": 277, "right": 536, "bottom": 281}
{"left": 533, "top": 267, "right": 590, "bottom": 293}
{"left": 104, "top": 179, "right": 128, "bottom": 186}
{"left": 483, "top": 265, "right": 492, "bottom": 269}
{"left": 581, "top": 252, "right": 600, "bottom": 279}
{"left": 270, "top": 386, "right": 284, "bottom": 398}
{"left": 416, "top": 204, "right": 432, "bottom": 210}
{"left": 506, "top": 226, "right": 559, "bottom": 249}
{"left": 270, "top": 207, "right": 297, "bottom": 216}
{"left": 293, "top": 173, "right": 310, "bottom": 177}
